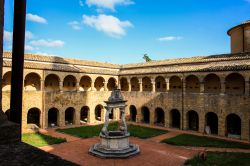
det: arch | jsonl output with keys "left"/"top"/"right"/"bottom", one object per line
{"left": 120, "top": 78, "right": 129, "bottom": 91}
{"left": 27, "top": 108, "right": 41, "bottom": 127}
{"left": 142, "top": 77, "right": 152, "bottom": 92}
{"left": 79, "top": 76, "right": 91, "bottom": 91}
{"left": 63, "top": 75, "right": 77, "bottom": 91}
{"left": 226, "top": 113, "right": 241, "bottom": 137}
{"left": 205, "top": 112, "right": 218, "bottom": 134}
{"left": 169, "top": 76, "right": 182, "bottom": 92}
{"left": 170, "top": 109, "right": 181, "bottom": 129}
{"left": 24, "top": 73, "right": 41, "bottom": 91}
{"left": 155, "top": 107, "right": 165, "bottom": 126}
{"left": 141, "top": 106, "right": 150, "bottom": 124}
{"left": 131, "top": 77, "right": 139, "bottom": 91}
{"left": 45, "top": 74, "right": 60, "bottom": 91}
{"left": 2, "top": 71, "right": 11, "bottom": 91}
{"left": 204, "top": 74, "right": 221, "bottom": 93}
{"left": 129, "top": 105, "right": 137, "bottom": 122}
{"left": 94, "top": 77, "right": 105, "bottom": 91}
{"left": 225, "top": 73, "right": 245, "bottom": 94}
{"left": 4, "top": 109, "right": 10, "bottom": 121}
{"left": 48, "top": 108, "right": 59, "bottom": 127}
{"left": 95, "top": 105, "right": 103, "bottom": 121}
{"left": 186, "top": 75, "right": 200, "bottom": 93}
{"left": 187, "top": 110, "right": 199, "bottom": 131}
{"left": 80, "top": 106, "right": 89, "bottom": 123}
{"left": 65, "top": 107, "right": 75, "bottom": 125}
{"left": 155, "top": 76, "right": 166, "bottom": 92}
{"left": 107, "top": 77, "right": 117, "bottom": 91}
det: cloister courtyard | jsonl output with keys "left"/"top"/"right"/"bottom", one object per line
{"left": 2, "top": 1, "right": 250, "bottom": 165}
{"left": 19, "top": 121, "right": 250, "bottom": 166}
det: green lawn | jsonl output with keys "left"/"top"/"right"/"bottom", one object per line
{"left": 161, "top": 134, "right": 250, "bottom": 149}
{"left": 22, "top": 133, "right": 66, "bottom": 147}
{"left": 128, "top": 124, "right": 167, "bottom": 139}
{"left": 57, "top": 123, "right": 167, "bottom": 139}
{"left": 185, "top": 152, "right": 250, "bottom": 166}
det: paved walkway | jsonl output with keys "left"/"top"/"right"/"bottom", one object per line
{"left": 38, "top": 124, "right": 250, "bottom": 166}
{"left": 40, "top": 136, "right": 197, "bottom": 166}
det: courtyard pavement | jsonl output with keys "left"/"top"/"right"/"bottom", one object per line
{"left": 39, "top": 130, "right": 197, "bottom": 166}
{"left": 39, "top": 123, "right": 250, "bottom": 166}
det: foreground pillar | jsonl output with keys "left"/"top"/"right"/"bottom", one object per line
{"left": 9, "top": 0, "right": 26, "bottom": 139}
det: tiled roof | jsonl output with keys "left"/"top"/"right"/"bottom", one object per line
{"left": 3, "top": 52, "right": 250, "bottom": 75}
{"left": 121, "top": 52, "right": 250, "bottom": 69}
{"left": 227, "top": 20, "right": 250, "bottom": 35}
{"left": 3, "top": 52, "right": 120, "bottom": 69}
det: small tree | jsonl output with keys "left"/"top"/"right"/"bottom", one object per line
{"left": 143, "top": 54, "right": 152, "bottom": 62}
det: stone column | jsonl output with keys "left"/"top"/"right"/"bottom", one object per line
{"left": 139, "top": 78, "right": 143, "bottom": 92}
{"left": 164, "top": 111, "right": 169, "bottom": 128}
{"left": 165, "top": 78, "right": 170, "bottom": 92}
{"left": 40, "top": 80, "right": 44, "bottom": 91}
{"left": 182, "top": 81, "right": 186, "bottom": 94}
{"left": 136, "top": 107, "right": 142, "bottom": 123}
{"left": 150, "top": 109, "right": 155, "bottom": 125}
{"left": 104, "top": 81, "right": 108, "bottom": 91}
{"left": 89, "top": 108, "right": 95, "bottom": 123}
{"left": 118, "top": 80, "right": 121, "bottom": 89}
{"left": 76, "top": 82, "right": 80, "bottom": 92}
{"left": 245, "top": 80, "right": 249, "bottom": 95}
{"left": 151, "top": 80, "right": 156, "bottom": 92}
{"left": 220, "top": 81, "right": 226, "bottom": 95}
{"left": 59, "top": 81, "right": 63, "bottom": 92}
{"left": 91, "top": 81, "right": 95, "bottom": 91}
{"left": 74, "top": 109, "right": 80, "bottom": 125}
{"left": 200, "top": 81, "right": 205, "bottom": 93}
{"left": 218, "top": 115, "right": 225, "bottom": 137}
{"left": 242, "top": 117, "right": 250, "bottom": 141}
{"left": 128, "top": 80, "right": 131, "bottom": 92}
{"left": 58, "top": 110, "right": 65, "bottom": 127}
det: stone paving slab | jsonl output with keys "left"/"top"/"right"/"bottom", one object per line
{"left": 40, "top": 136, "right": 197, "bottom": 166}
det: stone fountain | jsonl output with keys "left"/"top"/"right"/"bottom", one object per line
{"left": 89, "top": 88, "right": 140, "bottom": 158}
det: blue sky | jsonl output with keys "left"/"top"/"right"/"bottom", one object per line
{"left": 3, "top": 0, "right": 250, "bottom": 64}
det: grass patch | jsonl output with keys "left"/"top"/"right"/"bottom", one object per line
{"left": 22, "top": 133, "right": 66, "bottom": 147}
{"left": 161, "top": 134, "right": 250, "bottom": 149}
{"left": 57, "top": 123, "right": 167, "bottom": 139}
{"left": 185, "top": 152, "right": 250, "bottom": 166}
{"left": 128, "top": 124, "right": 167, "bottom": 139}
{"left": 56, "top": 122, "right": 118, "bottom": 138}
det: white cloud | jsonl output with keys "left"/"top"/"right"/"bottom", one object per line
{"left": 4, "top": 30, "right": 35, "bottom": 43}
{"left": 25, "top": 31, "right": 35, "bottom": 40}
{"left": 86, "top": 0, "right": 134, "bottom": 11}
{"left": 157, "top": 36, "right": 183, "bottom": 41}
{"left": 82, "top": 14, "right": 133, "bottom": 38}
{"left": 79, "top": 0, "right": 84, "bottom": 7}
{"left": 4, "top": 30, "right": 12, "bottom": 42}
{"left": 30, "top": 39, "right": 65, "bottom": 47}
{"left": 25, "top": 45, "right": 35, "bottom": 51}
{"left": 68, "top": 21, "right": 82, "bottom": 30}
{"left": 27, "top": 13, "right": 48, "bottom": 24}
